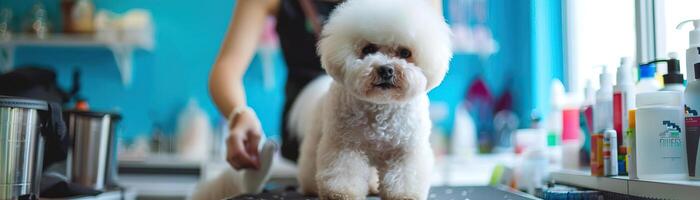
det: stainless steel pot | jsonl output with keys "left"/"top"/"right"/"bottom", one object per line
{"left": 64, "top": 111, "right": 121, "bottom": 191}
{"left": 0, "top": 96, "right": 48, "bottom": 200}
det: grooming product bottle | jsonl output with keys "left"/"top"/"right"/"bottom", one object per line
{"left": 635, "top": 91, "right": 687, "bottom": 180}
{"left": 591, "top": 67, "right": 613, "bottom": 176}
{"left": 685, "top": 62, "right": 700, "bottom": 180}
{"left": 680, "top": 20, "right": 700, "bottom": 180}
{"left": 628, "top": 109, "right": 638, "bottom": 179}
{"left": 677, "top": 19, "right": 700, "bottom": 82}
{"left": 655, "top": 53, "right": 685, "bottom": 92}
{"left": 591, "top": 133, "right": 604, "bottom": 176}
{"left": 595, "top": 66, "right": 614, "bottom": 133}
{"left": 613, "top": 58, "right": 635, "bottom": 153}
{"left": 636, "top": 63, "right": 661, "bottom": 93}
{"left": 603, "top": 129, "right": 618, "bottom": 176}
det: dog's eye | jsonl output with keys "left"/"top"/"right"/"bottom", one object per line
{"left": 362, "top": 44, "right": 378, "bottom": 55}
{"left": 398, "top": 48, "right": 412, "bottom": 59}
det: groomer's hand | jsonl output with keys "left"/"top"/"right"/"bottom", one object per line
{"left": 226, "top": 109, "right": 262, "bottom": 170}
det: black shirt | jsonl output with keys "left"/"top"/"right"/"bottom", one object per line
{"left": 276, "top": 0, "right": 339, "bottom": 162}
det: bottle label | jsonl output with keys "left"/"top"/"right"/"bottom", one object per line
{"left": 614, "top": 93, "right": 624, "bottom": 144}
{"left": 659, "top": 121, "right": 683, "bottom": 160}
{"left": 591, "top": 134, "right": 605, "bottom": 176}
{"left": 685, "top": 106, "right": 700, "bottom": 177}
{"left": 636, "top": 109, "right": 685, "bottom": 176}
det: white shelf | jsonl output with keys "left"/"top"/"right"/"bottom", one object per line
{"left": 551, "top": 169, "right": 700, "bottom": 199}
{"left": 0, "top": 33, "right": 153, "bottom": 86}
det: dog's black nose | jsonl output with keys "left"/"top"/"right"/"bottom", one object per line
{"left": 377, "top": 65, "right": 394, "bottom": 80}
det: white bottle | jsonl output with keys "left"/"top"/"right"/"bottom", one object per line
{"left": 636, "top": 63, "right": 661, "bottom": 93}
{"left": 613, "top": 57, "right": 635, "bottom": 149}
{"left": 677, "top": 19, "right": 700, "bottom": 82}
{"left": 635, "top": 91, "right": 687, "bottom": 180}
{"left": 595, "top": 66, "right": 614, "bottom": 133}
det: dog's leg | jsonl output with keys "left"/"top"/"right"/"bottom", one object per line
{"left": 368, "top": 167, "right": 379, "bottom": 195}
{"left": 316, "top": 140, "right": 370, "bottom": 200}
{"left": 378, "top": 145, "right": 433, "bottom": 200}
{"left": 297, "top": 125, "right": 322, "bottom": 195}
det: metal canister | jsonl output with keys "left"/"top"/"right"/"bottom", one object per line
{"left": 0, "top": 96, "right": 48, "bottom": 200}
{"left": 64, "top": 110, "right": 121, "bottom": 191}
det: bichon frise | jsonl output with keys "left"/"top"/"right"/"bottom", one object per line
{"left": 289, "top": 0, "right": 453, "bottom": 199}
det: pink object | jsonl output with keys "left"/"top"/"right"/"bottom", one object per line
{"left": 562, "top": 108, "right": 580, "bottom": 141}
{"left": 260, "top": 17, "right": 279, "bottom": 48}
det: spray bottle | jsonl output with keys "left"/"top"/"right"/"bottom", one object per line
{"left": 677, "top": 19, "right": 700, "bottom": 82}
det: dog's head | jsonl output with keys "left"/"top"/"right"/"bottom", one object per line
{"left": 318, "top": 0, "right": 452, "bottom": 104}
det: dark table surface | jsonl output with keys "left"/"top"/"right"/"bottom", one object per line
{"left": 229, "top": 182, "right": 538, "bottom": 200}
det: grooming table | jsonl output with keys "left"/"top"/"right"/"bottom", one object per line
{"left": 230, "top": 184, "right": 538, "bottom": 200}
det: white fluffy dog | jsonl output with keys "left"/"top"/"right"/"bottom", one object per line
{"left": 290, "top": 0, "right": 452, "bottom": 199}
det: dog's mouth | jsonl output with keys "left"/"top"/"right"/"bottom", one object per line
{"left": 373, "top": 82, "right": 397, "bottom": 89}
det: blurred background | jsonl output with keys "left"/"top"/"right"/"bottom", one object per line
{"left": 1, "top": 0, "right": 699, "bottom": 199}
{"left": 0, "top": 0, "right": 546, "bottom": 156}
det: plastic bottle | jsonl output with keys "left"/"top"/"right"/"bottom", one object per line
{"left": 635, "top": 91, "right": 687, "bottom": 180}
{"left": 548, "top": 79, "right": 565, "bottom": 167}
{"left": 603, "top": 129, "right": 618, "bottom": 176}
{"left": 636, "top": 63, "right": 661, "bottom": 93}
{"left": 656, "top": 53, "right": 685, "bottom": 91}
{"left": 677, "top": 19, "right": 700, "bottom": 82}
{"left": 594, "top": 66, "right": 614, "bottom": 133}
{"left": 685, "top": 62, "right": 700, "bottom": 180}
{"left": 613, "top": 57, "right": 635, "bottom": 147}
{"left": 628, "top": 109, "right": 638, "bottom": 179}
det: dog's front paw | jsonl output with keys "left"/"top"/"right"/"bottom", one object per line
{"left": 319, "top": 191, "right": 358, "bottom": 200}
{"left": 381, "top": 193, "right": 420, "bottom": 200}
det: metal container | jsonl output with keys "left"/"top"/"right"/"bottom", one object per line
{"left": 65, "top": 111, "right": 120, "bottom": 191}
{"left": 0, "top": 96, "right": 47, "bottom": 200}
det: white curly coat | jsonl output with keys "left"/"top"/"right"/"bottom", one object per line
{"left": 291, "top": 0, "right": 452, "bottom": 199}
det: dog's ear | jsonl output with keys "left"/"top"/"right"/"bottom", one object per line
{"left": 317, "top": 34, "right": 347, "bottom": 83}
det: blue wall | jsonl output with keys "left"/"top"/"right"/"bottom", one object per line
{"left": 531, "top": 0, "right": 565, "bottom": 117}
{"left": 4, "top": 0, "right": 563, "bottom": 141}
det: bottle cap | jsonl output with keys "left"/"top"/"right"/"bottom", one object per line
{"left": 639, "top": 63, "right": 656, "bottom": 79}
{"left": 636, "top": 91, "right": 683, "bottom": 107}
{"left": 662, "top": 53, "right": 684, "bottom": 85}
{"left": 599, "top": 66, "right": 612, "bottom": 90}
{"left": 616, "top": 57, "right": 633, "bottom": 86}
{"left": 604, "top": 129, "right": 617, "bottom": 138}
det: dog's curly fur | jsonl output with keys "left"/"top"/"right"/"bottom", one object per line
{"left": 291, "top": 0, "right": 452, "bottom": 199}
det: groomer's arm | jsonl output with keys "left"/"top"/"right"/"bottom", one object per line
{"left": 209, "top": 0, "right": 279, "bottom": 170}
